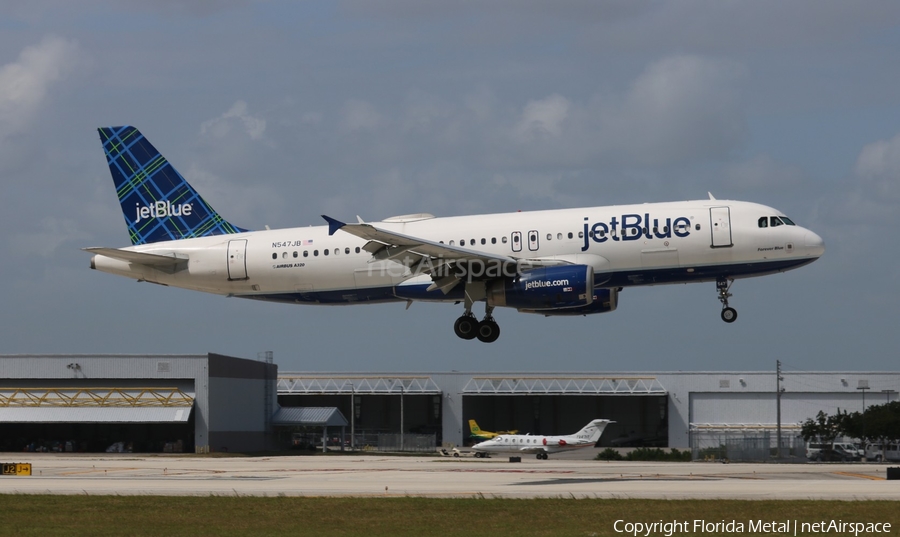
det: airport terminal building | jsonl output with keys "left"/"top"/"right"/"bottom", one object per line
{"left": 2, "top": 354, "right": 898, "bottom": 457}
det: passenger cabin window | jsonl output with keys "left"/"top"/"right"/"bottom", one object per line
{"left": 567, "top": 232, "right": 573, "bottom": 239}
{"left": 271, "top": 253, "right": 277, "bottom": 260}
{"left": 303, "top": 251, "right": 309, "bottom": 257}
{"left": 491, "top": 237, "right": 497, "bottom": 244}
{"left": 481, "top": 238, "right": 486, "bottom": 245}
{"left": 345, "top": 247, "right": 350, "bottom": 254}
{"left": 501, "top": 236, "right": 508, "bottom": 244}
{"left": 355, "top": 247, "right": 361, "bottom": 253}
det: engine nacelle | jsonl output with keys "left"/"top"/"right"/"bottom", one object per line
{"left": 486, "top": 265, "right": 594, "bottom": 311}
{"left": 522, "top": 288, "right": 619, "bottom": 316}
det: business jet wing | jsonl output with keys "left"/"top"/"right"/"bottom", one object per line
{"left": 83, "top": 247, "right": 188, "bottom": 267}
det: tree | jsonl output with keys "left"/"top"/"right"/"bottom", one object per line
{"left": 800, "top": 410, "right": 848, "bottom": 459}
{"left": 843, "top": 401, "right": 900, "bottom": 459}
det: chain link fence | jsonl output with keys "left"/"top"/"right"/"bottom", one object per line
{"left": 691, "top": 429, "right": 806, "bottom": 462}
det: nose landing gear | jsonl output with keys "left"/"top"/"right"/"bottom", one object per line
{"left": 717, "top": 277, "right": 737, "bottom": 323}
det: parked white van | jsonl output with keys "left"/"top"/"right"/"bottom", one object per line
{"left": 865, "top": 443, "right": 900, "bottom": 462}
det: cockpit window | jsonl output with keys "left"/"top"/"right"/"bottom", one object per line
{"left": 761, "top": 215, "right": 797, "bottom": 228}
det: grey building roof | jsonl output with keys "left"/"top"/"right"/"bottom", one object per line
{"left": 271, "top": 407, "right": 348, "bottom": 427}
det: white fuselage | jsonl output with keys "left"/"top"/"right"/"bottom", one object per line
{"left": 90, "top": 199, "right": 824, "bottom": 306}
{"left": 472, "top": 419, "right": 613, "bottom": 456}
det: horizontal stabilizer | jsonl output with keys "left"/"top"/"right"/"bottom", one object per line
{"left": 83, "top": 247, "right": 187, "bottom": 267}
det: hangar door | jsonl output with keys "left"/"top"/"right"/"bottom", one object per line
{"left": 462, "top": 377, "right": 668, "bottom": 448}
{"left": 689, "top": 392, "right": 868, "bottom": 427}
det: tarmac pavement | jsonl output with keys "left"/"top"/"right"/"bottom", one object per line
{"left": 1, "top": 452, "right": 897, "bottom": 499}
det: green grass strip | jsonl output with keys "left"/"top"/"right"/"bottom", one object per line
{"left": 0, "top": 496, "right": 897, "bottom": 537}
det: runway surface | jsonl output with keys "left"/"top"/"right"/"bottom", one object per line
{"left": 1, "top": 452, "right": 897, "bottom": 499}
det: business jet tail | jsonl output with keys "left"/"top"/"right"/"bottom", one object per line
{"left": 98, "top": 126, "right": 248, "bottom": 245}
{"left": 574, "top": 419, "right": 613, "bottom": 443}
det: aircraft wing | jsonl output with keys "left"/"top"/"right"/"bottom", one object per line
{"left": 323, "top": 215, "right": 515, "bottom": 264}
{"left": 322, "top": 215, "right": 565, "bottom": 293}
{"left": 83, "top": 247, "right": 188, "bottom": 267}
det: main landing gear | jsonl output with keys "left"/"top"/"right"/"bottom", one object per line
{"left": 536, "top": 452, "right": 548, "bottom": 460}
{"left": 454, "top": 306, "right": 501, "bottom": 343}
{"left": 716, "top": 277, "right": 737, "bottom": 323}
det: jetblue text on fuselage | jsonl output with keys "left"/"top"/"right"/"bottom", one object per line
{"left": 581, "top": 213, "right": 691, "bottom": 251}
{"left": 134, "top": 201, "right": 193, "bottom": 224}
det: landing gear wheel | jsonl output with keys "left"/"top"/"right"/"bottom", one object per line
{"left": 716, "top": 277, "right": 738, "bottom": 323}
{"left": 476, "top": 319, "right": 500, "bottom": 343}
{"left": 536, "top": 453, "right": 542, "bottom": 460}
{"left": 721, "top": 307, "right": 737, "bottom": 323}
{"left": 454, "top": 315, "right": 478, "bottom": 340}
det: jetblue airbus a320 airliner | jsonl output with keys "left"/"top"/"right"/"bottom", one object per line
{"left": 86, "top": 126, "right": 825, "bottom": 342}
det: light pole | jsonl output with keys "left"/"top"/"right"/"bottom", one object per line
{"left": 882, "top": 389, "right": 898, "bottom": 403}
{"left": 857, "top": 380, "right": 869, "bottom": 458}
{"left": 349, "top": 383, "right": 355, "bottom": 451}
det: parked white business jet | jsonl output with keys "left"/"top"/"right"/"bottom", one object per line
{"left": 471, "top": 419, "right": 613, "bottom": 459}
{"left": 87, "top": 126, "right": 825, "bottom": 342}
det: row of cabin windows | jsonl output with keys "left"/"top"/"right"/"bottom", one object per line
{"left": 273, "top": 246, "right": 363, "bottom": 260}
{"left": 502, "top": 437, "right": 540, "bottom": 444}
{"left": 272, "top": 223, "right": 708, "bottom": 260}
{"left": 441, "top": 224, "right": 700, "bottom": 246}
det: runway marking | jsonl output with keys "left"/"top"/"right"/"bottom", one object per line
{"left": 832, "top": 471, "right": 885, "bottom": 481}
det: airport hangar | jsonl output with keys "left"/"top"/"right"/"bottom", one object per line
{"left": 1, "top": 354, "right": 898, "bottom": 454}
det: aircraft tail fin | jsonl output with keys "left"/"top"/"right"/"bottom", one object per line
{"left": 575, "top": 419, "right": 613, "bottom": 443}
{"left": 468, "top": 419, "right": 481, "bottom": 434}
{"left": 98, "top": 126, "right": 248, "bottom": 245}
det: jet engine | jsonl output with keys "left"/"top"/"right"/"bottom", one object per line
{"left": 486, "top": 265, "right": 594, "bottom": 311}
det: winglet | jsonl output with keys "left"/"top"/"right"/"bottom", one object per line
{"left": 321, "top": 215, "right": 346, "bottom": 236}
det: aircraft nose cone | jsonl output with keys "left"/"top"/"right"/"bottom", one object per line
{"left": 804, "top": 231, "right": 825, "bottom": 257}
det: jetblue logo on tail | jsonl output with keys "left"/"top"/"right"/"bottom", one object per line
{"left": 134, "top": 201, "right": 194, "bottom": 223}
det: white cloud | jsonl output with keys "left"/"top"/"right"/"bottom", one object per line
{"left": 514, "top": 94, "right": 570, "bottom": 142}
{"left": 0, "top": 36, "right": 80, "bottom": 138}
{"left": 200, "top": 100, "right": 266, "bottom": 140}
{"left": 340, "top": 99, "right": 383, "bottom": 133}
{"left": 606, "top": 55, "right": 747, "bottom": 166}
{"left": 855, "top": 132, "right": 900, "bottom": 201}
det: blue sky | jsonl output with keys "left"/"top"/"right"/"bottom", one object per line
{"left": 1, "top": 1, "right": 899, "bottom": 372}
